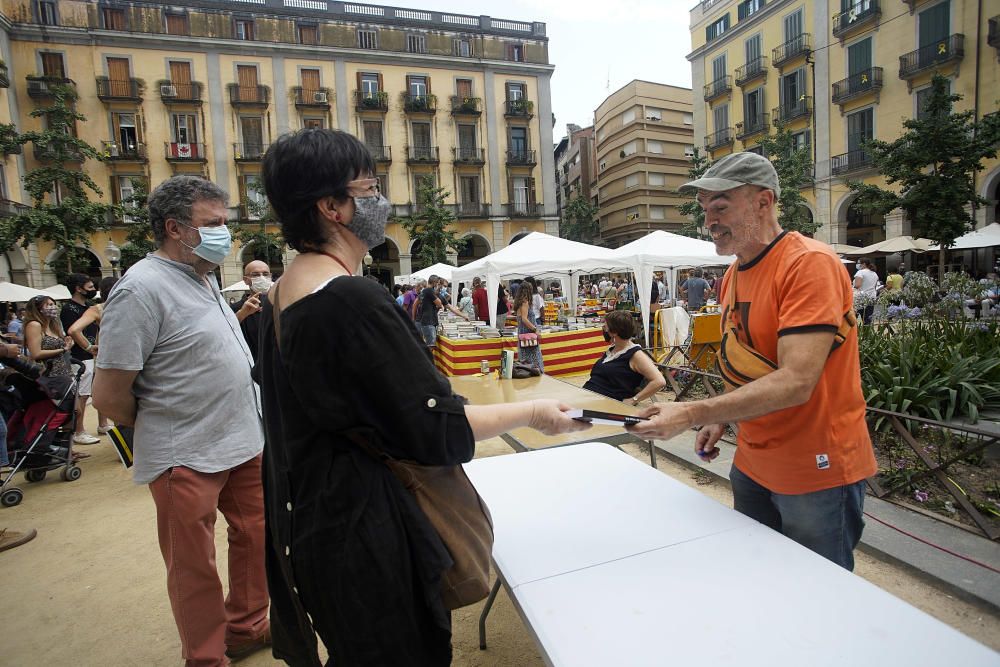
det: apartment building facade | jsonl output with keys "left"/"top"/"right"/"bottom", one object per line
{"left": 688, "top": 0, "right": 1000, "bottom": 252}
{"left": 592, "top": 80, "right": 694, "bottom": 247}
{"left": 0, "top": 0, "right": 557, "bottom": 287}
{"left": 555, "top": 123, "right": 595, "bottom": 214}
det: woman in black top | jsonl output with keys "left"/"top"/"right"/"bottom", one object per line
{"left": 584, "top": 311, "right": 665, "bottom": 406}
{"left": 256, "top": 129, "right": 589, "bottom": 666}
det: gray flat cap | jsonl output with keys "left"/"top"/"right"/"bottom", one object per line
{"left": 679, "top": 152, "right": 781, "bottom": 197}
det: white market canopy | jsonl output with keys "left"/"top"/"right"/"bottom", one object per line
{"left": 40, "top": 284, "right": 73, "bottom": 300}
{"left": 929, "top": 223, "right": 1000, "bottom": 251}
{"left": 409, "top": 262, "right": 456, "bottom": 283}
{"left": 222, "top": 280, "right": 250, "bottom": 293}
{"left": 0, "top": 282, "right": 46, "bottom": 302}
{"left": 840, "top": 236, "right": 934, "bottom": 257}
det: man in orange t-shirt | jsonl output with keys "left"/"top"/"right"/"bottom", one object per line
{"left": 630, "top": 152, "right": 876, "bottom": 570}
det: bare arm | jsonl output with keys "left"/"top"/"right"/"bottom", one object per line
{"left": 235, "top": 293, "right": 261, "bottom": 323}
{"left": 517, "top": 303, "right": 536, "bottom": 332}
{"left": 438, "top": 298, "right": 468, "bottom": 320}
{"left": 629, "top": 350, "right": 666, "bottom": 402}
{"left": 68, "top": 306, "right": 101, "bottom": 351}
{"left": 853, "top": 274, "right": 862, "bottom": 289}
{"left": 464, "top": 399, "right": 590, "bottom": 441}
{"left": 25, "top": 321, "right": 65, "bottom": 360}
{"left": 92, "top": 368, "right": 140, "bottom": 426}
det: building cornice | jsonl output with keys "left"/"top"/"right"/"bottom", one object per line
{"left": 687, "top": 0, "right": 793, "bottom": 62}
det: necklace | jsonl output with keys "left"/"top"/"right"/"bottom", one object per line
{"left": 308, "top": 249, "right": 354, "bottom": 276}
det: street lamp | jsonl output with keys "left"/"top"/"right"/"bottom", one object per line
{"left": 105, "top": 240, "right": 121, "bottom": 278}
{"left": 363, "top": 252, "right": 373, "bottom": 275}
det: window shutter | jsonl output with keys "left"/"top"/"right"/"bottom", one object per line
{"left": 425, "top": 77, "right": 431, "bottom": 95}
{"left": 356, "top": 71, "right": 363, "bottom": 92}
{"left": 529, "top": 179, "right": 536, "bottom": 205}
{"left": 377, "top": 73, "right": 383, "bottom": 92}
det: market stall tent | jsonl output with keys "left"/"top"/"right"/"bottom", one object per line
{"left": 929, "top": 223, "right": 1000, "bottom": 250}
{"left": 409, "top": 262, "right": 456, "bottom": 283}
{"left": 0, "top": 282, "right": 46, "bottom": 302}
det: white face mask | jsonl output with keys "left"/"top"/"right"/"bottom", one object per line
{"left": 250, "top": 276, "right": 273, "bottom": 293}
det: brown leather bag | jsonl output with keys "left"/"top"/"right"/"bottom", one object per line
{"left": 271, "top": 279, "right": 494, "bottom": 610}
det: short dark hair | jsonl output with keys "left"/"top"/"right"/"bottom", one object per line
{"left": 98, "top": 277, "right": 118, "bottom": 302}
{"left": 692, "top": 269, "right": 703, "bottom": 278}
{"left": 65, "top": 273, "right": 93, "bottom": 293}
{"left": 604, "top": 310, "right": 636, "bottom": 339}
{"left": 147, "top": 176, "right": 229, "bottom": 245}
{"left": 262, "top": 129, "right": 375, "bottom": 253}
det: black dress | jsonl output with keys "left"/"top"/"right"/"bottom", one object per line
{"left": 257, "top": 276, "right": 476, "bottom": 666}
{"left": 583, "top": 346, "right": 645, "bottom": 401}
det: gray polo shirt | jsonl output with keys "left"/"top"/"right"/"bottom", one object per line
{"left": 97, "top": 254, "right": 264, "bottom": 484}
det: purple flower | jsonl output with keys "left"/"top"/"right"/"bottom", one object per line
{"left": 914, "top": 490, "right": 929, "bottom": 502}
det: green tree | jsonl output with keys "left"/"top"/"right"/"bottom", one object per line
{"left": 677, "top": 147, "right": 712, "bottom": 240}
{"left": 118, "top": 177, "right": 156, "bottom": 272}
{"left": 847, "top": 74, "right": 1000, "bottom": 276}
{"left": 754, "top": 122, "right": 819, "bottom": 235}
{"left": 559, "top": 189, "right": 599, "bottom": 243}
{"left": 0, "top": 83, "right": 115, "bottom": 275}
{"left": 399, "top": 177, "right": 466, "bottom": 269}
{"left": 229, "top": 179, "right": 285, "bottom": 270}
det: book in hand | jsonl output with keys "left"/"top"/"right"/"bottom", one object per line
{"left": 566, "top": 409, "right": 648, "bottom": 427}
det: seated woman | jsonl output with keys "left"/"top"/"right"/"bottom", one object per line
{"left": 256, "top": 128, "right": 590, "bottom": 666}
{"left": 584, "top": 311, "right": 666, "bottom": 407}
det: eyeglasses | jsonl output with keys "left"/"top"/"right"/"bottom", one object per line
{"left": 346, "top": 178, "right": 380, "bottom": 198}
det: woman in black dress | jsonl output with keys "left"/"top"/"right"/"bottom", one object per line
{"left": 584, "top": 311, "right": 665, "bottom": 407}
{"left": 257, "top": 129, "right": 589, "bottom": 666}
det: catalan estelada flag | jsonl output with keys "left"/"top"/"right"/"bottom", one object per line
{"left": 108, "top": 425, "right": 134, "bottom": 469}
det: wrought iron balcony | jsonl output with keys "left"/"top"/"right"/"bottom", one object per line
{"left": 101, "top": 141, "right": 146, "bottom": 161}
{"left": 0, "top": 199, "right": 29, "bottom": 217}
{"left": 772, "top": 33, "right": 811, "bottom": 67}
{"left": 33, "top": 144, "right": 83, "bottom": 162}
{"left": 366, "top": 144, "right": 391, "bottom": 162}
{"left": 504, "top": 99, "right": 534, "bottom": 118}
{"left": 505, "top": 202, "right": 541, "bottom": 218}
{"left": 402, "top": 93, "right": 436, "bottom": 114}
{"left": 453, "top": 147, "right": 485, "bottom": 164}
{"left": 453, "top": 202, "right": 490, "bottom": 218}
{"left": 159, "top": 82, "right": 203, "bottom": 104}
{"left": 165, "top": 142, "right": 207, "bottom": 161}
{"left": 354, "top": 90, "right": 389, "bottom": 112}
{"left": 96, "top": 77, "right": 141, "bottom": 101}
{"left": 450, "top": 96, "right": 481, "bottom": 116}
{"left": 899, "top": 34, "right": 964, "bottom": 79}
{"left": 831, "top": 149, "right": 873, "bottom": 176}
{"left": 26, "top": 76, "right": 75, "bottom": 99}
{"left": 406, "top": 145, "right": 439, "bottom": 163}
{"left": 989, "top": 17, "right": 999, "bottom": 50}
{"left": 506, "top": 149, "right": 537, "bottom": 166}
{"left": 772, "top": 96, "right": 811, "bottom": 123}
{"left": 833, "top": 0, "right": 880, "bottom": 39}
{"left": 228, "top": 84, "right": 270, "bottom": 107}
{"left": 735, "top": 57, "right": 768, "bottom": 86}
{"left": 293, "top": 87, "right": 331, "bottom": 108}
{"left": 736, "top": 113, "right": 769, "bottom": 140}
{"left": 705, "top": 127, "right": 734, "bottom": 150}
{"left": 233, "top": 143, "right": 269, "bottom": 161}
{"left": 831, "top": 67, "right": 883, "bottom": 104}
{"left": 0, "top": 63, "right": 9, "bottom": 89}
{"left": 703, "top": 75, "right": 732, "bottom": 101}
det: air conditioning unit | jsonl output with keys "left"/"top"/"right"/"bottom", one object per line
{"left": 313, "top": 91, "right": 328, "bottom": 103}
{"left": 160, "top": 84, "right": 178, "bottom": 97}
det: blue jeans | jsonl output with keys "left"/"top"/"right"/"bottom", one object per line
{"left": 419, "top": 324, "right": 437, "bottom": 347}
{"left": 729, "top": 464, "right": 867, "bottom": 571}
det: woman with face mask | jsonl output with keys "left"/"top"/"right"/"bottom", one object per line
{"left": 583, "top": 310, "right": 666, "bottom": 406}
{"left": 256, "top": 129, "right": 588, "bottom": 665}
{"left": 24, "top": 295, "right": 73, "bottom": 377}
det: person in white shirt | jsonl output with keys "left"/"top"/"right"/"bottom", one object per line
{"left": 853, "top": 258, "right": 879, "bottom": 324}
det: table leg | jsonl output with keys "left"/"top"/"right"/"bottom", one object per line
{"left": 648, "top": 439, "right": 656, "bottom": 468}
{"left": 478, "top": 577, "right": 503, "bottom": 650}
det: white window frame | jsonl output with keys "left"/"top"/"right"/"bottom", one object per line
{"left": 646, "top": 140, "right": 664, "bottom": 154}
{"left": 358, "top": 29, "right": 377, "bottom": 49}
{"left": 648, "top": 172, "right": 666, "bottom": 186}
{"left": 646, "top": 107, "right": 663, "bottom": 121}
{"left": 625, "top": 173, "right": 640, "bottom": 189}
{"left": 406, "top": 34, "right": 426, "bottom": 54}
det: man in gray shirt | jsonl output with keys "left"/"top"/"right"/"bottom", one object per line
{"left": 681, "top": 269, "right": 714, "bottom": 311}
{"left": 93, "top": 176, "right": 270, "bottom": 666}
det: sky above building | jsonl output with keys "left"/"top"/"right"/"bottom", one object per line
{"left": 418, "top": 0, "right": 694, "bottom": 144}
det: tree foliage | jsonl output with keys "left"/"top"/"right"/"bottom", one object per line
{"left": 118, "top": 177, "right": 156, "bottom": 272}
{"left": 228, "top": 178, "right": 285, "bottom": 269}
{"left": 399, "top": 177, "right": 466, "bottom": 269}
{"left": 847, "top": 74, "right": 1000, "bottom": 274}
{"left": 754, "top": 123, "right": 819, "bottom": 235}
{"left": 677, "top": 147, "right": 712, "bottom": 240}
{"left": 559, "top": 189, "right": 599, "bottom": 243}
{"left": 0, "top": 83, "right": 115, "bottom": 273}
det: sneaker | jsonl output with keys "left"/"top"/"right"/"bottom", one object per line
{"left": 0, "top": 528, "right": 38, "bottom": 553}
{"left": 73, "top": 433, "right": 100, "bottom": 445}
{"left": 225, "top": 627, "right": 271, "bottom": 662}
{"left": 97, "top": 425, "right": 113, "bottom": 435}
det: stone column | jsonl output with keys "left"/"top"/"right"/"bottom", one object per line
{"left": 398, "top": 253, "right": 412, "bottom": 276}
{"left": 884, "top": 208, "right": 908, "bottom": 238}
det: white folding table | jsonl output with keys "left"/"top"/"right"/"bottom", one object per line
{"left": 463, "top": 443, "right": 998, "bottom": 666}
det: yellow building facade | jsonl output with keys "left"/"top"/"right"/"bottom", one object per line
{"left": 0, "top": 0, "right": 557, "bottom": 287}
{"left": 592, "top": 80, "right": 695, "bottom": 247}
{"left": 688, "top": 0, "right": 1000, "bottom": 261}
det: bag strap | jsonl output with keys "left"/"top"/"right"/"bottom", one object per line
{"left": 270, "top": 281, "right": 282, "bottom": 354}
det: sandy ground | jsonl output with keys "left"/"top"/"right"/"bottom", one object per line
{"left": 2, "top": 407, "right": 998, "bottom": 666}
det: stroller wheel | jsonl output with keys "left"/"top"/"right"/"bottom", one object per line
{"left": 1, "top": 488, "right": 23, "bottom": 507}
{"left": 61, "top": 465, "right": 82, "bottom": 482}
{"left": 25, "top": 469, "right": 46, "bottom": 483}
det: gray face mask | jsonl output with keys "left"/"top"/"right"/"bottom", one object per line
{"left": 346, "top": 194, "right": 391, "bottom": 249}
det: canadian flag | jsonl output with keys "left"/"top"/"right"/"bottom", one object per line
{"left": 176, "top": 143, "right": 192, "bottom": 158}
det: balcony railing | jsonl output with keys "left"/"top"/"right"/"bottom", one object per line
{"left": 164, "top": 142, "right": 207, "bottom": 161}
{"left": 735, "top": 57, "right": 768, "bottom": 86}
{"left": 101, "top": 141, "right": 146, "bottom": 160}
{"left": 737, "top": 0, "right": 765, "bottom": 21}
{"left": 354, "top": 90, "right": 389, "bottom": 112}
{"left": 703, "top": 75, "right": 732, "bottom": 101}
{"left": 831, "top": 67, "right": 883, "bottom": 104}
{"left": 228, "top": 84, "right": 269, "bottom": 106}
{"left": 0, "top": 63, "right": 9, "bottom": 89}
{"left": 366, "top": 144, "right": 391, "bottom": 162}
{"left": 0, "top": 199, "right": 30, "bottom": 217}
{"left": 772, "top": 33, "right": 811, "bottom": 67}
{"left": 736, "top": 113, "right": 769, "bottom": 140}
{"left": 705, "top": 127, "right": 734, "bottom": 150}
{"left": 899, "top": 34, "right": 964, "bottom": 79}
{"left": 504, "top": 99, "right": 534, "bottom": 118}
{"left": 453, "top": 202, "right": 490, "bottom": 218}
{"left": 96, "top": 77, "right": 141, "bottom": 101}
{"left": 402, "top": 93, "right": 436, "bottom": 114}
{"left": 293, "top": 87, "right": 331, "bottom": 107}
{"left": 831, "top": 149, "right": 873, "bottom": 176}
{"left": 833, "top": 0, "right": 881, "bottom": 38}
{"left": 159, "top": 82, "right": 202, "bottom": 104}
{"left": 989, "top": 17, "right": 999, "bottom": 49}
{"left": 505, "top": 202, "right": 541, "bottom": 218}
{"left": 233, "top": 143, "right": 269, "bottom": 161}
{"left": 450, "top": 96, "right": 481, "bottom": 115}
{"left": 772, "top": 96, "right": 811, "bottom": 123}
{"left": 406, "top": 145, "right": 439, "bottom": 163}
{"left": 453, "top": 147, "right": 485, "bottom": 164}
{"left": 26, "top": 76, "right": 75, "bottom": 99}
{"left": 506, "top": 149, "right": 537, "bottom": 165}
{"left": 33, "top": 144, "right": 83, "bottom": 162}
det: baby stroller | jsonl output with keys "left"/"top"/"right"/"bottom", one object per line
{"left": 0, "top": 355, "right": 84, "bottom": 508}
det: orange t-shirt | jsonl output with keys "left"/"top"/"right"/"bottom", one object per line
{"left": 719, "top": 231, "right": 876, "bottom": 495}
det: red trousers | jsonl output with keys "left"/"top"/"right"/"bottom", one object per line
{"left": 149, "top": 455, "right": 269, "bottom": 667}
